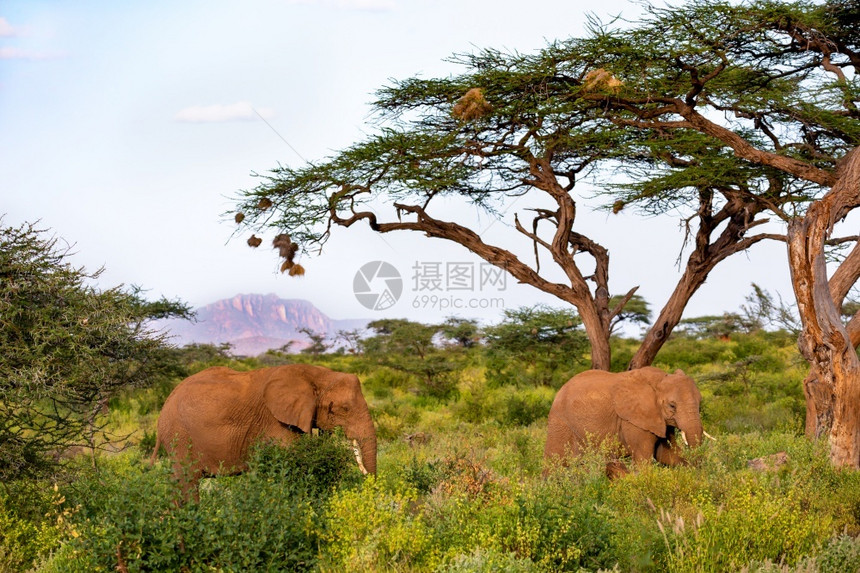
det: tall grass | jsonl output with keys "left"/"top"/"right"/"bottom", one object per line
{"left": 7, "top": 333, "right": 860, "bottom": 572}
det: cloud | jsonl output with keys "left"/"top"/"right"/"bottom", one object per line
{"left": 174, "top": 102, "right": 276, "bottom": 123}
{"left": 337, "top": 0, "right": 395, "bottom": 10}
{"left": 285, "top": 0, "right": 395, "bottom": 11}
{"left": 0, "top": 17, "right": 16, "bottom": 37}
{"left": 0, "top": 47, "right": 64, "bottom": 60}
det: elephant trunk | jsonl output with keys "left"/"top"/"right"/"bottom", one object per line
{"left": 678, "top": 415, "right": 703, "bottom": 449}
{"left": 346, "top": 418, "right": 377, "bottom": 475}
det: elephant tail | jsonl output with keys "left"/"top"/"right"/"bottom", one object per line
{"left": 149, "top": 432, "right": 162, "bottom": 465}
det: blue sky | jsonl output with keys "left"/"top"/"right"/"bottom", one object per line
{"left": 1, "top": 0, "right": 804, "bottom": 327}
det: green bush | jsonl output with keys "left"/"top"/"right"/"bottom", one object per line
{"left": 656, "top": 479, "right": 829, "bottom": 572}
{"left": 362, "top": 366, "right": 416, "bottom": 394}
{"left": 48, "top": 434, "right": 363, "bottom": 572}
{"left": 23, "top": 330, "right": 860, "bottom": 572}
{"left": 813, "top": 535, "right": 860, "bottom": 573}
{"left": 454, "top": 374, "right": 553, "bottom": 427}
{"left": 321, "top": 476, "right": 432, "bottom": 571}
{"left": 0, "top": 483, "right": 68, "bottom": 572}
{"left": 437, "top": 548, "right": 540, "bottom": 572}
{"left": 248, "top": 430, "right": 363, "bottom": 496}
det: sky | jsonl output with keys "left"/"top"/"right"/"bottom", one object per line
{"left": 0, "top": 0, "right": 812, "bottom": 330}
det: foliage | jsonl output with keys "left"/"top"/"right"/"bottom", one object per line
{"left": 232, "top": 0, "right": 860, "bottom": 374}
{"left": 653, "top": 330, "right": 806, "bottom": 433}
{"left": 249, "top": 429, "right": 363, "bottom": 497}
{"left": 45, "top": 433, "right": 361, "bottom": 572}
{"left": 0, "top": 483, "right": 69, "bottom": 572}
{"left": 675, "top": 313, "right": 758, "bottom": 339}
{"left": 173, "top": 342, "right": 235, "bottom": 367}
{"left": 298, "top": 326, "right": 331, "bottom": 356}
{"left": 360, "top": 319, "right": 462, "bottom": 398}
{"left": 439, "top": 317, "right": 482, "bottom": 348}
{"left": 483, "top": 305, "right": 588, "bottom": 387}
{"left": 9, "top": 306, "right": 860, "bottom": 571}
{"left": 609, "top": 293, "right": 651, "bottom": 335}
{"left": 455, "top": 372, "right": 555, "bottom": 427}
{"left": 0, "top": 221, "right": 191, "bottom": 481}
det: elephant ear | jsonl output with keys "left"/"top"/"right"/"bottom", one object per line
{"left": 262, "top": 369, "right": 316, "bottom": 433}
{"left": 612, "top": 376, "right": 667, "bottom": 438}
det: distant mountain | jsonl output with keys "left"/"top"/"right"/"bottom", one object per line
{"left": 156, "top": 294, "right": 368, "bottom": 357}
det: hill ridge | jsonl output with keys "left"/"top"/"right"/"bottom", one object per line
{"left": 157, "top": 293, "right": 367, "bottom": 356}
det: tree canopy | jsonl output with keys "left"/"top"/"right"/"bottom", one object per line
{"left": 0, "top": 222, "right": 191, "bottom": 480}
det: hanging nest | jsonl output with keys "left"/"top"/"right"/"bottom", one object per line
{"left": 452, "top": 88, "right": 492, "bottom": 121}
{"left": 582, "top": 68, "right": 623, "bottom": 94}
{"left": 273, "top": 233, "right": 303, "bottom": 275}
{"left": 235, "top": 212, "right": 245, "bottom": 224}
{"left": 273, "top": 234, "right": 298, "bottom": 259}
{"left": 257, "top": 197, "right": 273, "bottom": 210}
{"left": 247, "top": 234, "right": 262, "bottom": 248}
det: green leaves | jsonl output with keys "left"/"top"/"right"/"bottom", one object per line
{"left": 483, "top": 305, "right": 588, "bottom": 387}
{"left": 0, "top": 222, "right": 189, "bottom": 481}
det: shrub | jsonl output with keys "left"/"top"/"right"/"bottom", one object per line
{"left": 0, "top": 483, "right": 68, "bottom": 572}
{"left": 454, "top": 375, "right": 553, "bottom": 427}
{"left": 49, "top": 434, "right": 363, "bottom": 572}
{"left": 438, "top": 548, "right": 540, "bottom": 572}
{"left": 321, "top": 476, "right": 433, "bottom": 571}
{"left": 0, "top": 222, "right": 190, "bottom": 481}
{"left": 248, "top": 430, "right": 363, "bottom": 497}
{"left": 813, "top": 535, "right": 860, "bottom": 573}
{"left": 656, "top": 478, "right": 830, "bottom": 572}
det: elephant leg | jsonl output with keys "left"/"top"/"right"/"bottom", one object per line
{"left": 655, "top": 432, "right": 687, "bottom": 466}
{"left": 619, "top": 420, "right": 658, "bottom": 464}
{"left": 605, "top": 460, "right": 631, "bottom": 480}
{"left": 543, "top": 417, "right": 579, "bottom": 476}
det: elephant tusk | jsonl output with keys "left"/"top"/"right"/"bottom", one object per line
{"left": 352, "top": 439, "right": 369, "bottom": 475}
{"left": 680, "top": 431, "right": 689, "bottom": 447}
{"left": 703, "top": 430, "right": 717, "bottom": 442}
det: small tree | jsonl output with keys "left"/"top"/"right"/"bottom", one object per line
{"left": 360, "top": 319, "right": 459, "bottom": 398}
{"left": 483, "top": 305, "right": 588, "bottom": 387}
{"left": 334, "top": 329, "right": 364, "bottom": 354}
{"left": 0, "top": 222, "right": 191, "bottom": 480}
{"left": 439, "top": 317, "right": 482, "bottom": 349}
{"left": 676, "top": 314, "right": 751, "bottom": 340}
{"left": 608, "top": 294, "right": 651, "bottom": 336}
{"left": 298, "top": 327, "right": 330, "bottom": 356}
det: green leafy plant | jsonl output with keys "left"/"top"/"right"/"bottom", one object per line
{"left": 0, "top": 221, "right": 190, "bottom": 481}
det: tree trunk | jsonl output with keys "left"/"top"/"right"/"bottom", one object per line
{"left": 789, "top": 148, "right": 860, "bottom": 467}
{"left": 630, "top": 263, "right": 711, "bottom": 369}
{"left": 578, "top": 298, "right": 612, "bottom": 371}
{"left": 805, "top": 310, "right": 860, "bottom": 438}
{"left": 804, "top": 243, "right": 860, "bottom": 438}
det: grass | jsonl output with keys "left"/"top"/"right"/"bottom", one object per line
{"left": 6, "top": 332, "right": 860, "bottom": 572}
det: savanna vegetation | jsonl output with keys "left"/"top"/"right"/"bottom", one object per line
{"left": 5, "top": 260, "right": 860, "bottom": 571}
{"left": 235, "top": 0, "right": 860, "bottom": 467}
{"left": 5, "top": 0, "right": 860, "bottom": 570}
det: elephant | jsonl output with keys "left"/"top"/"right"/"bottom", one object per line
{"left": 543, "top": 367, "right": 703, "bottom": 473}
{"left": 152, "top": 364, "right": 377, "bottom": 494}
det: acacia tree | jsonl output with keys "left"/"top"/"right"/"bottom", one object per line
{"left": 233, "top": 50, "right": 783, "bottom": 372}
{"left": 234, "top": 1, "right": 860, "bottom": 462}
{"left": 556, "top": 0, "right": 860, "bottom": 464}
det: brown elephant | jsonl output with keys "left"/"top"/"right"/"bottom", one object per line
{"left": 152, "top": 364, "right": 377, "bottom": 494}
{"left": 544, "top": 367, "right": 703, "bottom": 471}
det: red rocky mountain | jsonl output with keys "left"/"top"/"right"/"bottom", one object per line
{"left": 157, "top": 294, "right": 367, "bottom": 356}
